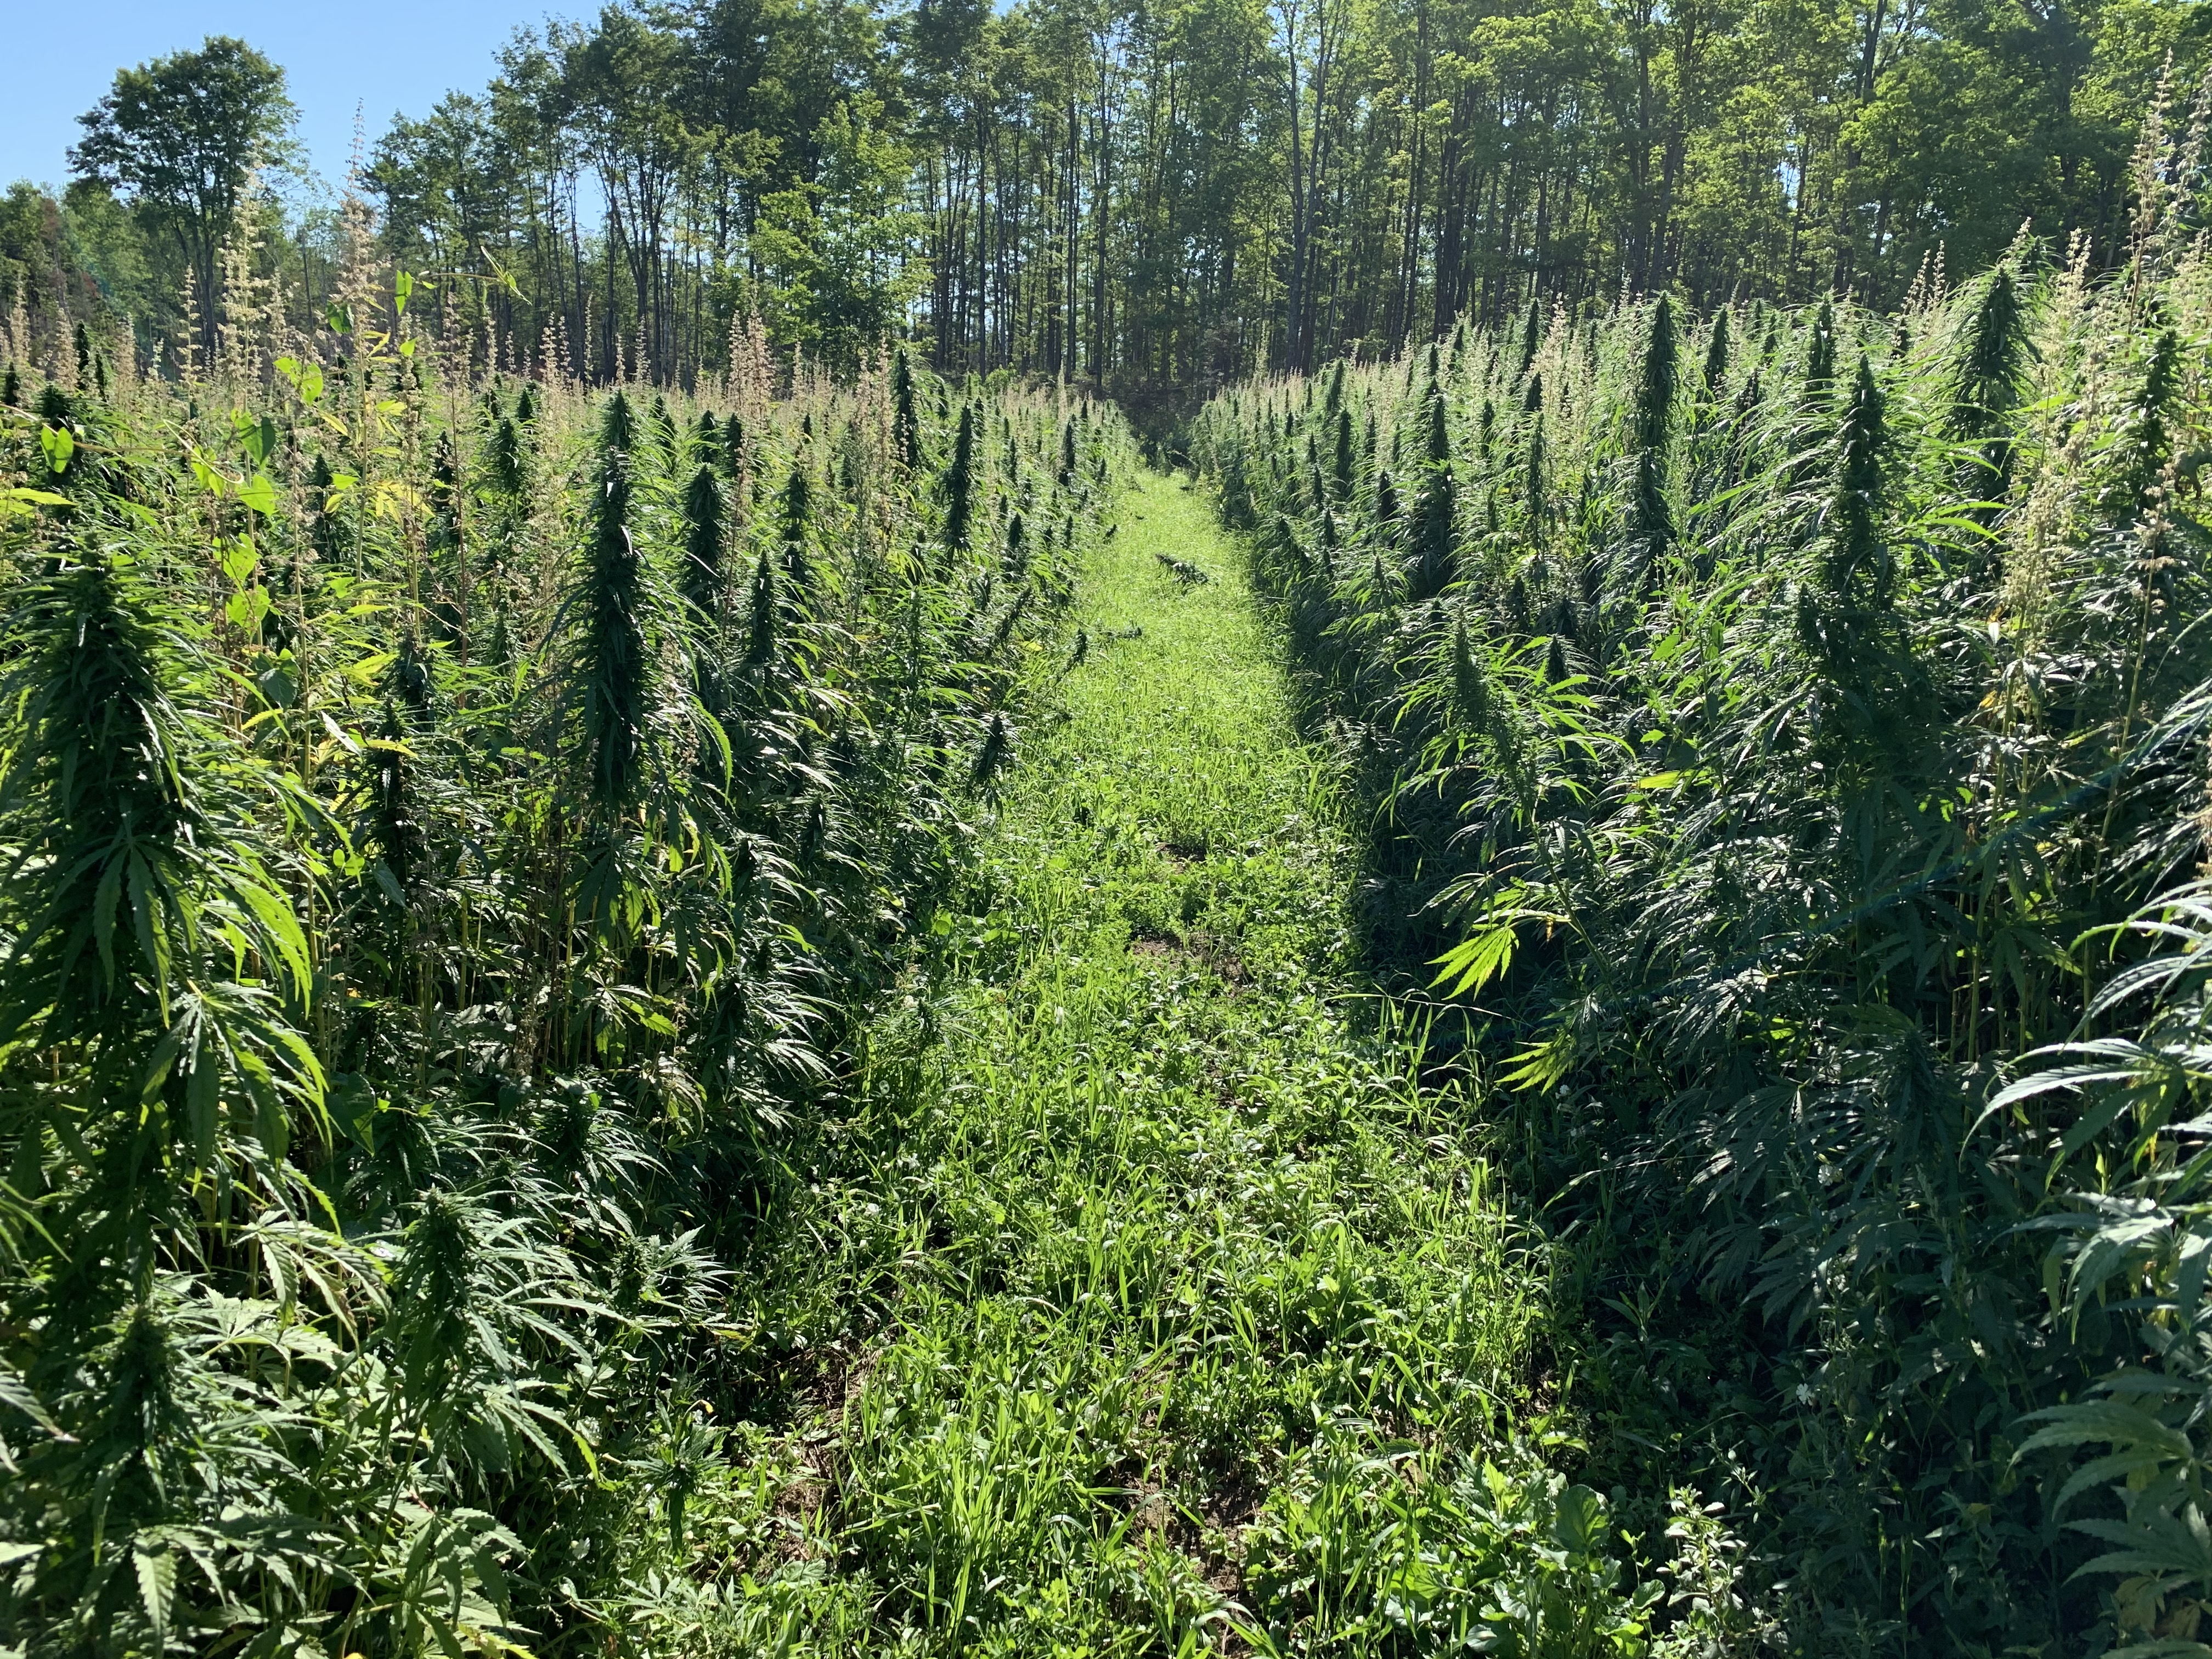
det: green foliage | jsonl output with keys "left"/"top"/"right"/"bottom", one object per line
{"left": 1189, "top": 193, "right": 2212, "bottom": 1651}
{"left": 680, "top": 464, "right": 723, "bottom": 619}
{"left": 750, "top": 95, "right": 924, "bottom": 366}
{"left": 1241, "top": 1440, "right": 1659, "bottom": 1654}
{"left": 21, "top": 0, "right": 2186, "bottom": 406}
{"left": 1802, "top": 298, "right": 1837, "bottom": 411}
{"left": 943, "top": 400, "right": 978, "bottom": 555}
{"left": 750, "top": 477, "right": 1584, "bottom": 1651}
{"left": 575, "top": 392, "right": 654, "bottom": 810}
{"left": 1632, "top": 295, "right": 1679, "bottom": 456}
{"left": 892, "top": 346, "right": 922, "bottom": 469}
{"left": 0, "top": 315, "right": 1124, "bottom": 1655}
{"left": 1949, "top": 266, "right": 2031, "bottom": 442}
{"left": 1818, "top": 354, "right": 1889, "bottom": 599}
{"left": 1409, "top": 386, "right": 1457, "bottom": 601}
{"left": 66, "top": 35, "right": 295, "bottom": 361}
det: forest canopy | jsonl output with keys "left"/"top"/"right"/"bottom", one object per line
{"left": 3, "top": 0, "right": 2207, "bottom": 408}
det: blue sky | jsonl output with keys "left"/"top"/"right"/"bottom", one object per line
{"left": 1, "top": 2, "right": 563, "bottom": 201}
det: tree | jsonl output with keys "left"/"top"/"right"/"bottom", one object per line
{"left": 369, "top": 95, "right": 515, "bottom": 302}
{"left": 752, "top": 95, "right": 925, "bottom": 364}
{"left": 69, "top": 37, "right": 296, "bottom": 360}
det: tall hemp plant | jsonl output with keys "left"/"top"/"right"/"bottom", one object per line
{"left": 1187, "top": 86, "right": 2212, "bottom": 1644}
{"left": 0, "top": 255, "right": 1127, "bottom": 1655}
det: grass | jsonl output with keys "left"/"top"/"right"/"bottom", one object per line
{"left": 644, "top": 472, "right": 1638, "bottom": 1654}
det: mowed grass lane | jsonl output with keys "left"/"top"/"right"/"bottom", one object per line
{"left": 662, "top": 471, "right": 1592, "bottom": 1657}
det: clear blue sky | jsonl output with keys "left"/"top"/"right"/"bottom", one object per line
{"left": 1, "top": 2, "right": 568, "bottom": 201}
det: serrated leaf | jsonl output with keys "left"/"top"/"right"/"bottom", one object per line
{"left": 2018, "top": 1400, "right": 2193, "bottom": 1460}
{"left": 134, "top": 1542, "right": 176, "bottom": 1645}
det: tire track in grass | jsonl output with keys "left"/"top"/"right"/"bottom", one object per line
{"left": 685, "top": 470, "right": 1644, "bottom": 1656}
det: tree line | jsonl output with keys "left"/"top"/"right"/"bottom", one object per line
{"left": 4, "top": 0, "right": 2207, "bottom": 413}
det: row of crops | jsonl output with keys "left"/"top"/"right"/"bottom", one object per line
{"left": 0, "top": 298, "right": 1126, "bottom": 1654}
{"left": 1188, "top": 227, "right": 2212, "bottom": 1650}
{"left": 12, "top": 192, "right": 2212, "bottom": 1658}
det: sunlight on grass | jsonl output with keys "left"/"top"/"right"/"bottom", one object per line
{"left": 650, "top": 475, "right": 1652, "bottom": 1655}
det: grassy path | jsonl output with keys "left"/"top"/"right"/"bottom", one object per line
{"left": 676, "top": 473, "right": 1604, "bottom": 1656}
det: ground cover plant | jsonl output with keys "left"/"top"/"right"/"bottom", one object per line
{"left": 1187, "top": 87, "right": 2212, "bottom": 1656}
{"left": 0, "top": 272, "right": 1133, "bottom": 1654}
